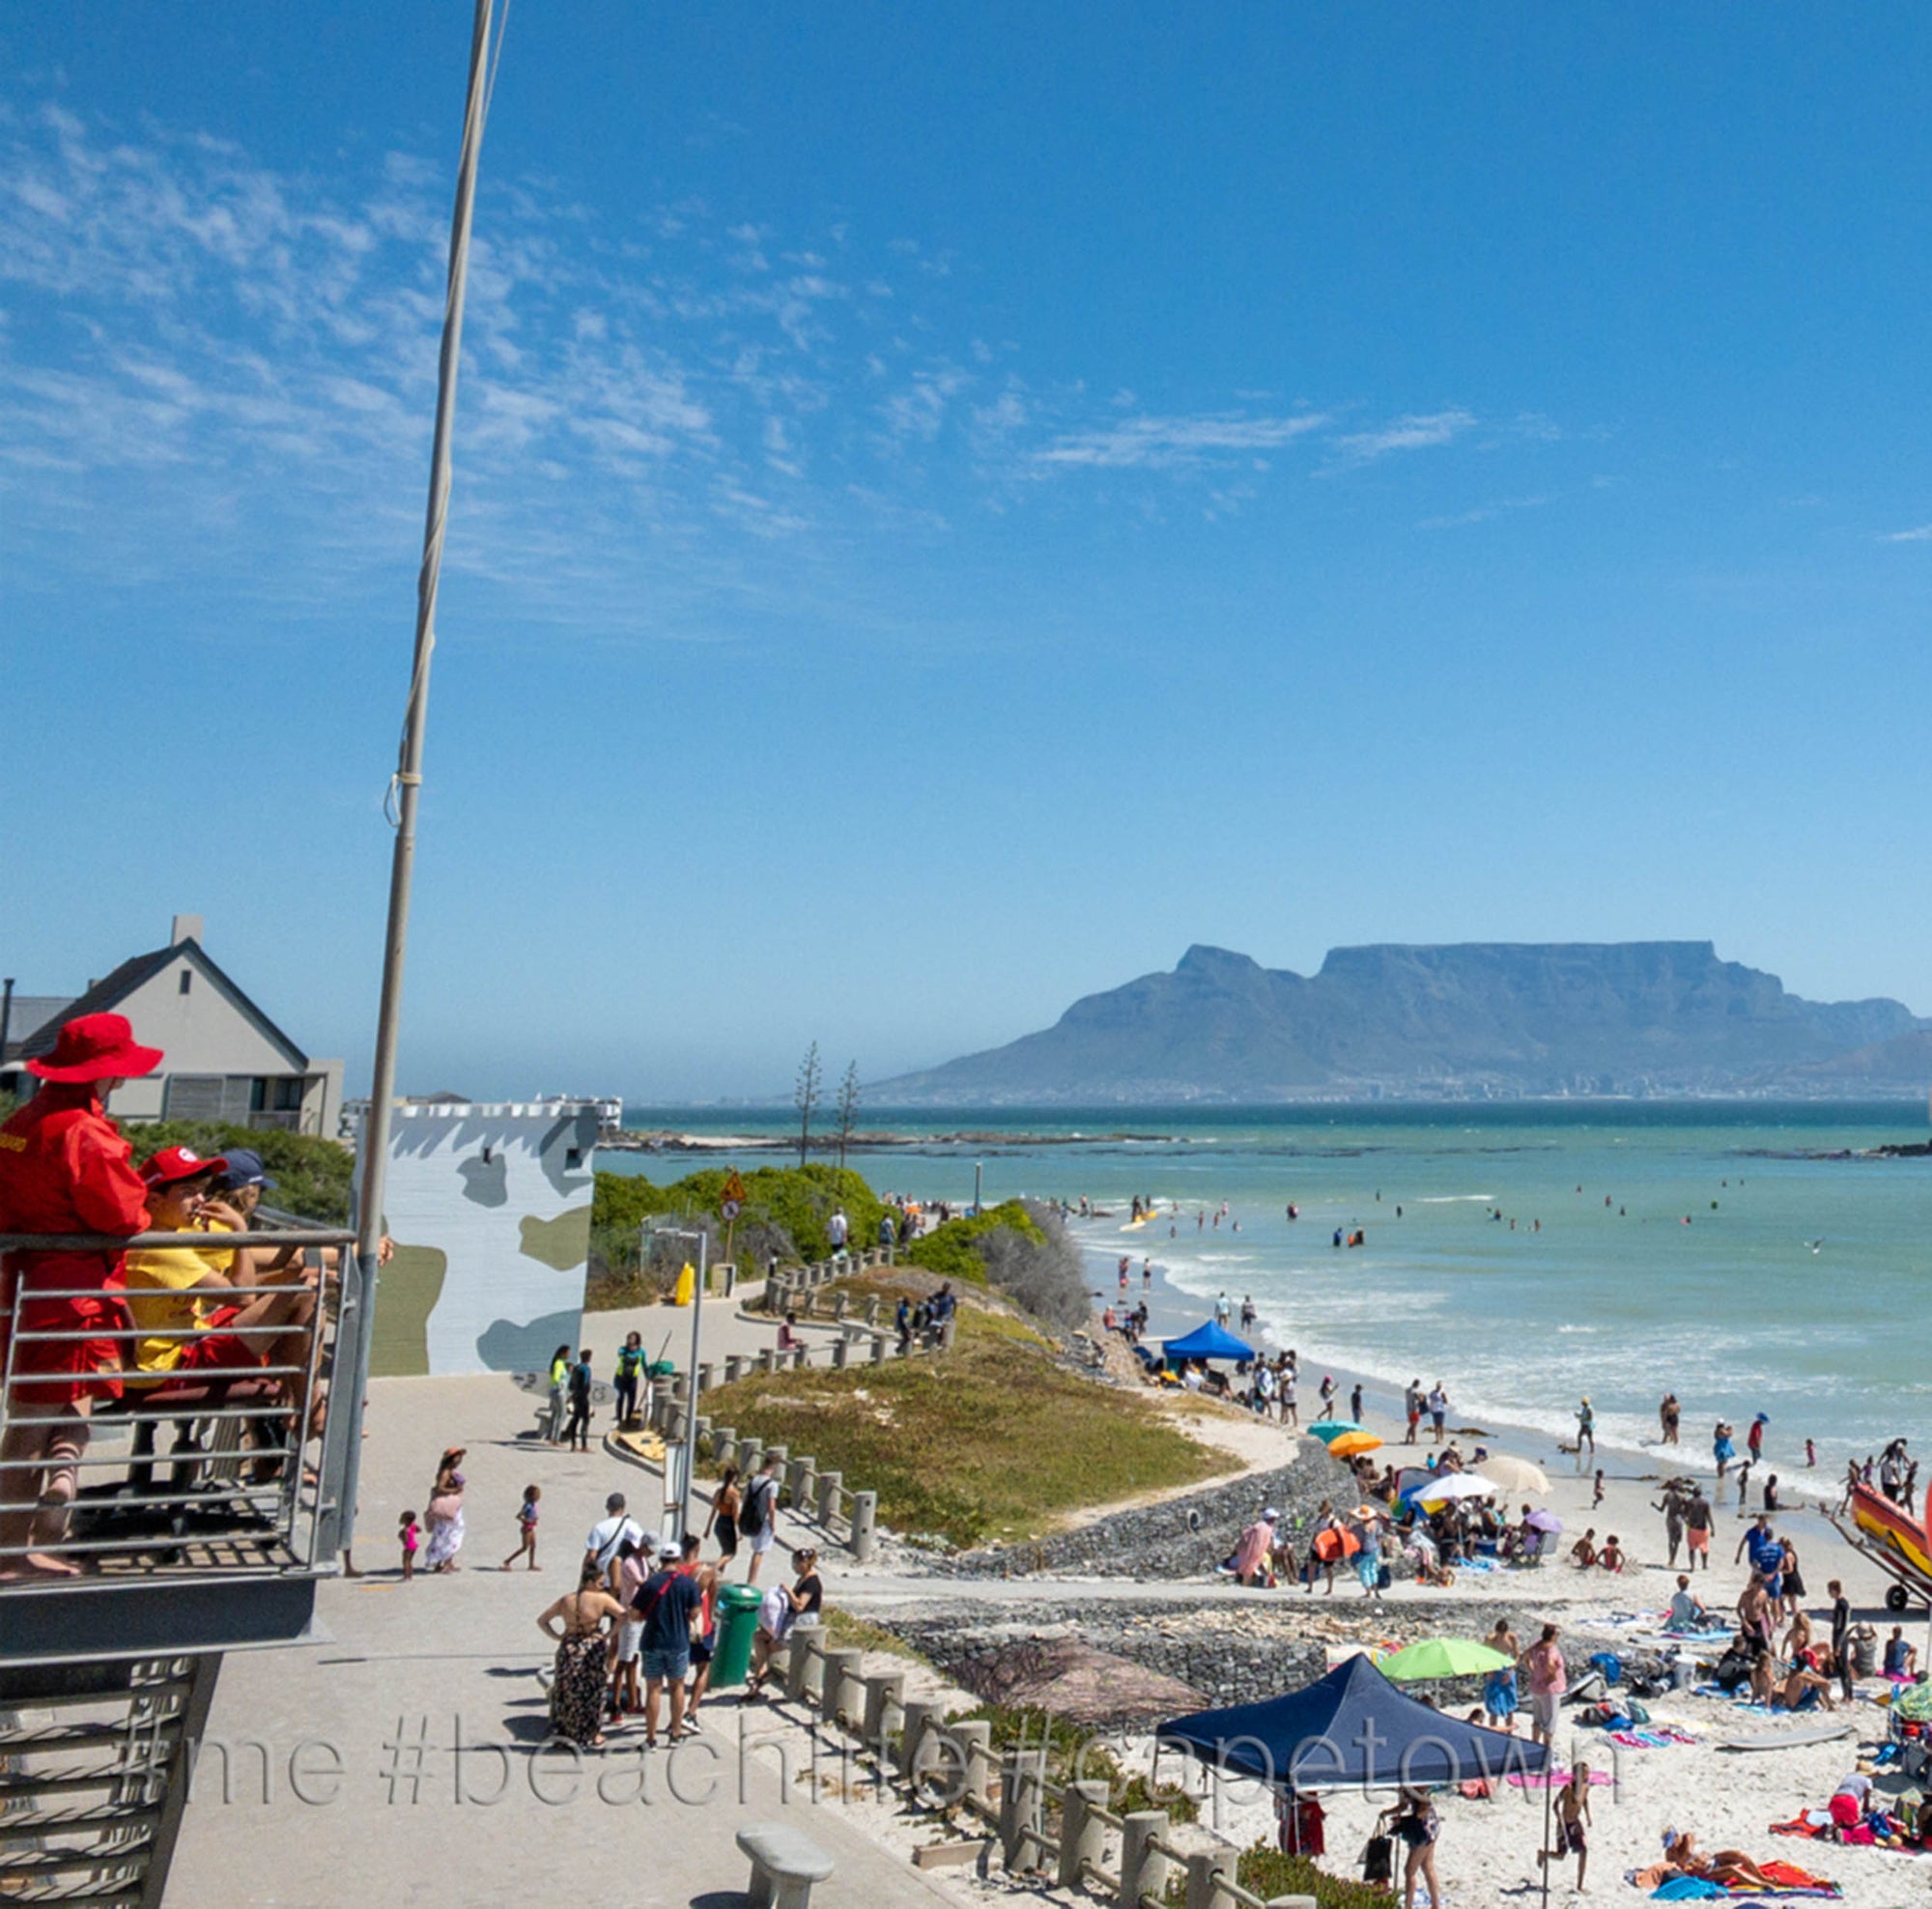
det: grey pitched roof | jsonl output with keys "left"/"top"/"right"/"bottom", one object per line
{"left": 9, "top": 940, "right": 309, "bottom": 1070}
{"left": 2, "top": 996, "right": 76, "bottom": 1065}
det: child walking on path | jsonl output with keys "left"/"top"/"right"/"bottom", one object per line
{"left": 502, "top": 1485, "right": 541, "bottom": 1570}
{"left": 399, "top": 1511, "right": 419, "bottom": 1581}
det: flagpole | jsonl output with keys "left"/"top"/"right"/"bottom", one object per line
{"left": 357, "top": 0, "right": 495, "bottom": 1261}
{"left": 339, "top": 0, "right": 499, "bottom": 1556}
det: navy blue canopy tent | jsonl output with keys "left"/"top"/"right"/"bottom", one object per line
{"left": 1160, "top": 1320, "right": 1255, "bottom": 1363}
{"left": 1156, "top": 1652, "right": 1549, "bottom": 1790}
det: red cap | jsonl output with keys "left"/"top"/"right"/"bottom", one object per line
{"left": 142, "top": 1145, "right": 229, "bottom": 1188}
{"left": 26, "top": 1012, "right": 164, "bottom": 1083}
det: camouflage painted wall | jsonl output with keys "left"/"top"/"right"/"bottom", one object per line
{"left": 360, "top": 1101, "right": 600, "bottom": 1378}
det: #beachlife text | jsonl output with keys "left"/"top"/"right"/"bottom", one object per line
{"left": 186, "top": 1713, "right": 1622, "bottom": 1813}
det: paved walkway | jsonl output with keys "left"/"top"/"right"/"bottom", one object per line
{"left": 164, "top": 1292, "right": 965, "bottom": 1909}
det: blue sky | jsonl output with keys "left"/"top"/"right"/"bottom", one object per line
{"left": 5, "top": 6, "right": 1931, "bottom": 1098}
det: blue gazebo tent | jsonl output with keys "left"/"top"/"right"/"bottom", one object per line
{"left": 1160, "top": 1320, "right": 1256, "bottom": 1363}
{"left": 1156, "top": 1652, "right": 1549, "bottom": 1790}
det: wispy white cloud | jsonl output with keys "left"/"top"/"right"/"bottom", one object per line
{"left": 1032, "top": 410, "right": 1328, "bottom": 470}
{"left": 1328, "top": 408, "right": 1476, "bottom": 465}
{"left": 1417, "top": 494, "right": 1549, "bottom": 531}
{"left": 1878, "top": 523, "right": 1932, "bottom": 543}
{"left": 0, "top": 99, "right": 1569, "bottom": 643}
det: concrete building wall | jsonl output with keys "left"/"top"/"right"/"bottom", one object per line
{"left": 361, "top": 1102, "right": 600, "bottom": 1379}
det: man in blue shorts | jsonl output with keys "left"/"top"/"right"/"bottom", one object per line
{"left": 637, "top": 1539, "right": 701, "bottom": 1747}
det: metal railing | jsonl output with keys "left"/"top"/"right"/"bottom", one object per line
{"left": 0, "top": 1223, "right": 362, "bottom": 1581}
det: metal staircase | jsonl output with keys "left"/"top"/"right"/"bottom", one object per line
{"left": 0, "top": 1656, "right": 217, "bottom": 1906}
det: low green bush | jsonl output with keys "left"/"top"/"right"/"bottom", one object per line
{"left": 587, "top": 1162, "right": 891, "bottom": 1304}
{"left": 899, "top": 1201, "right": 1043, "bottom": 1285}
{"left": 124, "top": 1122, "right": 354, "bottom": 1224}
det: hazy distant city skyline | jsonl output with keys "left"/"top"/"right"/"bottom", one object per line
{"left": 6, "top": 8, "right": 1930, "bottom": 1097}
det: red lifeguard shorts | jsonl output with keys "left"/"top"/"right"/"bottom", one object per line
{"left": 7, "top": 1293, "right": 127, "bottom": 1406}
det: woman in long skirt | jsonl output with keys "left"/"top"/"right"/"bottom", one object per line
{"left": 423, "top": 1447, "right": 467, "bottom": 1571}
{"left": 538, "top": 1563, "right": 627, "bottom": 1748}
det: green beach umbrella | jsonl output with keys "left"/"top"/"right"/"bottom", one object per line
{"left": 1378, "top": 1638, "right": 1514, "bottom": 1682}
{"left": 1308, "top": 1420, "right": 1364, "bottom": 1443}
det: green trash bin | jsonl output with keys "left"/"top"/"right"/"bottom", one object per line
{"left": 711, "top": 1582, "right": 764, "bottom": 1691}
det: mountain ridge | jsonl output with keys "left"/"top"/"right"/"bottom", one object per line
{"left": 875, "top": 941, "right": 1931, "bottom": 1103}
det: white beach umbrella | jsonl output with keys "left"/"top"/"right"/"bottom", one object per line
{"left": 1409, "top": 1472, "right": 1501, "bottom": 1503}
{"left": 1477, "top": 1454, "right": 1551, "bottom": 1496}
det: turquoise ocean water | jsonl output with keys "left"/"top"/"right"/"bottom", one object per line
{"left": 611, "top": 1103, "right": 1930, "bottom": 1492}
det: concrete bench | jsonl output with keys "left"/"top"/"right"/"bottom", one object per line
{"left": 735, "top": 1821, "right": 835, "bottom": 1908}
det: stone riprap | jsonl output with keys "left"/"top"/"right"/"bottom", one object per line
{"left": 925, "top": 1435, "right": 1364, "bottom": 1581}
{"left": 880, "top": 1597, "right": 1330, "bottom": 1717}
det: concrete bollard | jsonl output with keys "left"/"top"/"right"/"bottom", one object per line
{"left": 999, "top": 1748, "right": 1047, "bottom": 1871}
{"left": 923, "top": 1724, "right": 972, "bottom": 1807}
{"left": 711, "top": 1428, "right": 736, "bottom": 1469}
{"left": 849, "top": 1490, "right": 876, "bottom": 1561}
{"left": 869, "top": 1333, "right": 888, "bottom": 1366}
{"left": 1183, "top": 1842, "right": 1238, "bottom": 1909}
{"left": 819, "top": 1646, "right": 864, "bottom": 1726}
{"left": 864, "top": 1296, "right": 881, "bottom": 1326}
{"left": 696, "top": 1362, "right": 713, "bottom": 1395}
{"left": 940, "top": 1314, "right": 957, "bottom": 1351}
{"left": 790, "top": 1345, "right": 809, "bottom": 1370}
{"left": 816, "top": 1470, "right": 843, "bottom": 1526}
{"left": 740, "top": 1441, "right": 762, "bottom": 1482}
{"left": 1118, "top": 1810, "right": 1171, "bottom": 1909}
{"left": 951, "top": 1719, "right": 993, "bottom": 1811}
{"left": 758, "top": 1348, "right": 778, "bottom": 1375}
{"left": 791, "top": 1455, "right": 816, "bottom": 1509}
{"left": 724, "top": 1354, "right": 746, "bottom": 1384}
{"left": 664, "top": 1403, "right": 688, "bottom": 1448}
{"left": 832, "top": 1336, "right": 849, "bottom": 1370}
{"left": 896, "top": 1698, "right": 942, "bottom": 1782}
{"left": 785, "top": 1632, "right": 822, "bottom": 1704}
{"left": 762, "top": 1443, "right": 788, "bottom": 1482}
{"left": 831, "top": 1292, "right": 849, "bottom": 1321}
{"left": 694, "top": 1415, "right": 712, "bottom": 1457}
{"left": 861, "top": 1671, "right": 904, "bottom": 1756}
{"left": 1058, "top": 1780, "right": 1111, "bottom": 1890}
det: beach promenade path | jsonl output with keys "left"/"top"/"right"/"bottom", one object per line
{"left": 164, "top": 1291, "right": 966, "bottom": 1908}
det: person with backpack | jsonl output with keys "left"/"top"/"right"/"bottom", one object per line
{"left": 633, "top": 1539, "right": 702, "bottom": 1748}
{"left": 741, "top": 1455, "right": 782, "bottom": 1582}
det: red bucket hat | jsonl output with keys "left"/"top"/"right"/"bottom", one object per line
{"left": 142, "top": 1145, "right": 229, "bottom": 1188}
{"left": 26, "top": 1012, "right": 164, "bottom": 1083}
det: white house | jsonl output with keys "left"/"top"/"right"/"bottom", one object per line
{"left": 1, "top": 915, "right": 344, "bottom": 1136}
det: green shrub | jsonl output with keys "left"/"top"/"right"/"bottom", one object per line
{"left": 586, "top": 1163, "right": 892, "bottom": 1304}
{"left": 900, "top": 1201, "right": 1044, "bottom": 1285}
{"left": 1231, "top": 1841, "right": 1396, "bottom": 1909}
{"left": 125, "top": 1122, "right": 354, "bottom": 1224}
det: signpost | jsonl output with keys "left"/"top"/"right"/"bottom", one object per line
{"left": 720, "top": 1170, "right": 745, "bottom": 1269}
{"left": 640, "top": 1219, "right": 709, "bottom": 1542}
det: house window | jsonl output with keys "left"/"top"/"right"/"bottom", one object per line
{"left": 179, "top": 969, "right": 192, "bottom": 995}
{"left": 165, "top": 1075, "right": 224, "bottom": 1121}
{"left": 273, "top": 1077, "right": 304, "bottom": 1112}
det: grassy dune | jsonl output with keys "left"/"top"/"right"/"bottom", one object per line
{"left": 704, "top": 1321, "right": 1233, "bottom": 1550}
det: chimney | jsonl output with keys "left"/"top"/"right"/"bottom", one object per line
{"left": 171, "top": 914, "right": 205, "bottom": 948}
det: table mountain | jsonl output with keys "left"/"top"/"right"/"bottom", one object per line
{"left": 876, "top": 942, "right": 1928, "bottom": 1102}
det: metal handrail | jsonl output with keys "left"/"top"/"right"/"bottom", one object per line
{"left": 0, "top": 1229, "right": 354, "bottom": 1252}
{"left": 0, "top": 1222, "right": 356, "bottom": 1578}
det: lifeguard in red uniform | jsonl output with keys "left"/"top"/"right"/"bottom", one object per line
{"left": 0, "top": 1013, "right": 161, "bottom": 1577}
